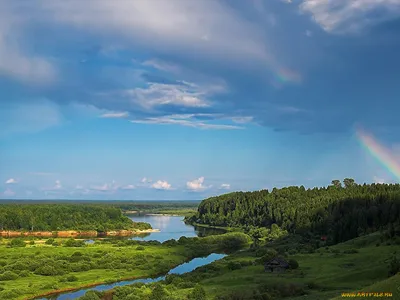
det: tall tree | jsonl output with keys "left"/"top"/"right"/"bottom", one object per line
{"left": 331, "top": 180, "right": 342, "bottom": 188}
{"left": 343, "top": 178, "right": 355, "bottom": 188}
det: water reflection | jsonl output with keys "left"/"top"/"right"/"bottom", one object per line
{"left": 128, "top": 215, "right": 225, "bottom": 242}
{"left": 40, "top": 253, "right": 226, "bottom": 300}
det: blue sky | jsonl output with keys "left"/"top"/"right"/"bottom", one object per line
{"left": 1, "top": 0, "right": 400, "bottom": 200}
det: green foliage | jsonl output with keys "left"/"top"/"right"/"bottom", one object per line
{"left": 45, "top": 238, "right": 55, "bottom": 245}
{"left": 136, "top": 246, "right": 145, "bottom": 251}
{"left": 388, "top": 256, "right": 400, "bottom": 277}
{"left": 64, "top": 239, "right": 86, "bottom": 247}
{"left": 195, "top": 182, "right": 400, "bottom": 244}
{"left": 0, "top": 271, "right": 19, "bottom": 281}
{"left": 188, "top": 284, "right": 207, "bottom": 300}
{"left": 9, "top": 238, "right": 26, "bottom": 248}
{"left": 78, "top": 290, "right": 101, "bottom": 300}
{"left": 288, "top": 258, "right": 299, "bottom": 269}
{"left": 0, "top": 204, "right": 147, "bottom": 231}
{"left": 150, "top": 283, "right": 168, "bottom": 300}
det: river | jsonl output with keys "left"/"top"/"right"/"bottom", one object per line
{"left": 127, "top": 214, "right": 224, "bottom": 242}
{"left": 39, "top": 215, "right": 226, "bottom": 300}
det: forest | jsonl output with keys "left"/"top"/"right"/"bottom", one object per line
{"left": 0, "top": 204, "right": 151, "bottom": 231}
{"left": 188, "top": 179, "right": 400, "bottom": 244}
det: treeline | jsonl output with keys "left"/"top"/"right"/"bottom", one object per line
{"left": 189, "top": 180, "right": 400, "bottom": 244}
{"left": 0, "top": 204, "right": 151, "bottom": 231}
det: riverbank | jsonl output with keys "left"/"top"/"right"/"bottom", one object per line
{"left": 185, "top": 222, "right": 235, "bottom": 232}
{"left": 1, "top": 241, "right": 190, "bottom": 300}
{"left": 0, "top": 228, "right": 159, "bottom": 238}
{"left": 146, "top": 213, "right": 181, "bottom": 217}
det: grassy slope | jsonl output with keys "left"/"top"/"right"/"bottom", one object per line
{"left": 0, "top": 241, "right": 189, "bottom": 300}
{"left": 185, "top": 233, "right": 399, "bottom": 299}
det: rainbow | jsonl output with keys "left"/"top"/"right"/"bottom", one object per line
{"left": 356, "top": 127, "right": 400, "bottom": 182}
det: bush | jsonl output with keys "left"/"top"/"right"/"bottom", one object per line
{"left": 0, "top": 271, "right": 19, "bottom": 281}
{"left": 388, "top": 256, "right": 400, "bottom": 277}
{"left": 343, "top": 249, "right": 358, "bottom": 254}
{"left": 18, "top": 270, "right": 30, "bottom": 277}
{"left": 45, "top": 238, "right": 55, "bottom": 245}
{"left": 34, "top": 265, "right": 60, "bottom": 276}
{"left": 67, "top": 275, "right": 78, "bottom": 282}
{"left": 227, "top": 261, "right": 242, "bottom": 270}
{"left": 288, "top": 259, "right": 299, "bottom": 269}
{"left": 188, "top": 284, "right": 206, "bottom": 300}
{"left": 136, "top": 246, "right": 145, "bottom": 251}
{"left": 78, "top": 290, "right": 101, "bottom": 300}
{"left": 9, "top": 238, "right": 26, "bottom": 248}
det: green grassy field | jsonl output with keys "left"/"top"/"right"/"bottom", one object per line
{"left": 165, "top": 232, "right": 400, "bottom": 300}
{"left": 0, "top": 239, "right": 190, "bottom": 300}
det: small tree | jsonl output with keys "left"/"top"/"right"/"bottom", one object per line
{"left": 188, "top": 284, "right": 206, "bottom": 300}
{"left": 288, "top": 259, "right": 299, "bottom": 269}
{"left": 9, "top": 238, "right": 26, "bottom": 248}
{"left": 150, "top": 284, "right": 167, "bottom": 300}
{"left": 343, "top": 178, "right": 355, "bottom": 188}
{"left": 388, "top": 256, "right": 400, "bottom": 277}
{"left": 331, "top": 180, "right": 342, "bottom": 188}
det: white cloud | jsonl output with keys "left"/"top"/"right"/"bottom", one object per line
{"left": 123, "top": 82, "right": 214, "bottom": 109}
{"left": 151, "top": 180, "right": 172, "bottom": 190}
{"left": 373, "top": 176, "right": 385, "bottom": 184}
{"left": 5, "top": 178, "right": 18, "bottom": 184}
{"left": 220, "top": 183, "right": 231, "bottom": 190}
{"left": 3, "top": 188, "right": 15, "bottom": 196}
{"left": 231, "top": 116, "right": 254, "bottom": 124}
{"left": 37, "top": 0, "right": 269, "bottom": 65}
{"left": 54, "top": 180, "right": 62, "bottom": 189}
{"left": 142, "top": 59, "right": 181, "bottom": 74}
{"left": 90, "top": 180, "right": 119, "bottom": 192}
{"left": 121, "top": 184, "right": 135, "bottom": 190}
{"left": 141, "top": 177, "right": 152, "bottom": 183}
{"left": 186, "top": 177, "right": 210, "bottom": 191}
{"left": 0, "top": 4, "right": 56, "bottom": 84}
{"left": 131, "top": 114, "right": 243, "bottom": 130}
{"left": 300, "top": 0, "right": 400, "bottom": 34}
{"left": 100, "top": 111, "right": 129, "bottom": 118}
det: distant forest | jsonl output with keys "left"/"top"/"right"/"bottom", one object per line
{"left": 0, "top": 204, "right": 151, "bottom": 231}
{"left": 190, "top": 179, "right": 400, "bottom": 244}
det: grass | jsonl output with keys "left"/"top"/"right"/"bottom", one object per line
{"left": 170, "top": 232, "right": 400, "bottom": 299}
{"left": 0, "top": 239, "right": 190, "bottom": 300}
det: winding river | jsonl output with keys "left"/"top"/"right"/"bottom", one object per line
{"left": 39, "top": 215, "right": 226, "bottom": 300}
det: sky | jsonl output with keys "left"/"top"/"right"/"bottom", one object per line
{"left": 1, "top": 0, "right": 400, "bottom": 200}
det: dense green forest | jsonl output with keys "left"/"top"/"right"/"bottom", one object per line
{"left": 0, "top": 204, "right": 151, "bottom": 231}
{"left": 188, "top": 179, "right": 400, "bottom": 244}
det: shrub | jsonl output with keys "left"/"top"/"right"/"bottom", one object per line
{"left": 343, "top": 249, "right": 358, "bottom": 254}
{"left": 227, "top": 261, "right": 242, "bottom": 270}
{"left": 136, "top": 246, "right": 145, "bottom": 251}
{"left": 29, "top": 240, "right": 35, "bottom": 245}
{"left": 188, "top": 284, "right": 206, "bottom": 300}
{"left": 0, "top": 271, "right": 19, "bottom": 281}
{"left": 34, "top": 265, "right": 60, "bottom": 276}
{"left": 288, "top": 259, "right": 299, "bottom": 269}
{"left": 67, "top": 275, "right": 78, "bottom": 282}
{"left": 9, "top": 238, "right": 26, "bottom": 248}
{"left": 18, "top": 270, "right": 30, "bottom": 277}
{"left": 77, "top": 290, "right": 102, "bottom": 299}
{"left": 45, "top": 238, "right": 55, "bottom": 245}
{"left": 388, "top": 256, "right": 400, "bottom": 277}
{"left": 64, "top": 239, "right": 85, "bottom": 247}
